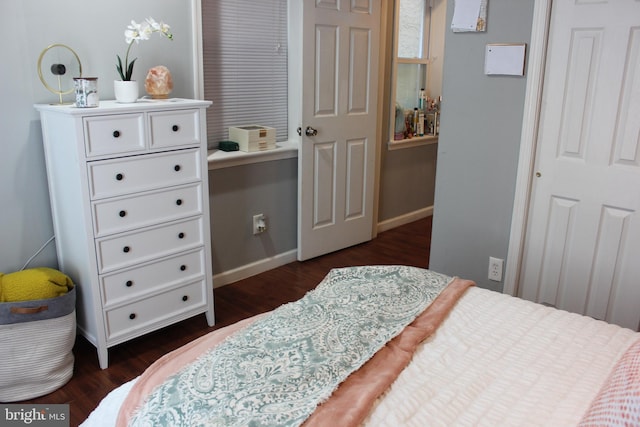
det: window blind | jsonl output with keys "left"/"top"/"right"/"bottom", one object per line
{"left": 201, "top": 0, "right": 288, "bottom": 148}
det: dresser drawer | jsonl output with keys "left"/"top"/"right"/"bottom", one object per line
{"left": 84, "top": 113, "right": 145, "bottom": 157}
{"left": 104, "top": 279, "right": 207, "bottom": 341}
{"left": 100, "top": 248, "right": 206, "bottom": 307}
{"left": 92, "top": 183, "right": 203, "bottom": 237}
{"left": 87, "top": 148, "right": 201, "bottom": 200}
{"left": 149, "top": 109, "right": 201, "bottom": 149}
{"left": 96, "top": 216, "right": 204, "bottom": 273}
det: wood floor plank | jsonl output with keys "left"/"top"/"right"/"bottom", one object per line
{"left": 19, "top": 217, "right": 431, "bottom": 426}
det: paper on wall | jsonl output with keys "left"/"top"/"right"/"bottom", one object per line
{"left": 451, "top": 0, "right": 487, "bottom": 32}
{"left": 484, "top": 44, "right": 526, "bottom": 76}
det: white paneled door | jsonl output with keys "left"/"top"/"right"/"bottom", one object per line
{"left": 297, "top": 0, "right": 380, "bottom": 261}
{"left": 519, "top": 0, "right": 640, "bottom": 330}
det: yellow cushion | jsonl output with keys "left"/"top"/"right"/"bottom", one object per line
{"left": 0, "top": 268, "right": 74, "bottom": 302}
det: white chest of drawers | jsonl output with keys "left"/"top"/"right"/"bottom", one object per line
{"left": 35, "top": 99, "right": 215, "bottom": 369}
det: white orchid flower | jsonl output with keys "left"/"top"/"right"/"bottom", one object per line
{"left": 159, "top": 22, "right": 173, "bottom": 40}
{"left": 146, "top": 17, "right": 160, "bottom": 30}
{"left": 139, "top": 21, "right": 153, "bottom": 40}
{"left": 124, "top": 29, "right": 138, "bottom": 44}
{"left": 116, "top": 17, "right": 174, "bottom": 81}
{"left": 125, "top": 20, "right": 143, "bottom": 43}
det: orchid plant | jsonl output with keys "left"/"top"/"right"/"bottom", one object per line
{"left": 116, "top": 18, "right": 173, "bottom": 81}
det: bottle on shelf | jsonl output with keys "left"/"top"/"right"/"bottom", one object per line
{"left": 394, "top": 103, "right": 406, "bottom": 140}
{"left": 405, "top": 110, "right": 414, "bottom": 138}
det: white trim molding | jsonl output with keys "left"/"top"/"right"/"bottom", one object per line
{"left": 377, "top": 206, "right": 433, "bottom": 233}
{"left": 213, "top": 207, "right": 433, "bottom": 288}
{"left": 213, "top": 249, "right": 298, "bottom": 288}
{"left": 191, "top": 0, "right": 205, "bottom": 99}
{"left": 207, "top": 141, "right": 298, "bottom": 170}
{"left": 503, "top": 0, "right": 552, "bottom": 296}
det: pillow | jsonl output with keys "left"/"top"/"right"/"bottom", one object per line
{"left": 0, "top": 267, "right": 74, "bottom": 302}
{"left": 579, "top": 338, "right": 640, "bottom": 426}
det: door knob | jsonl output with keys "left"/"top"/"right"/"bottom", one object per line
{"left": 305, "top": 126, "right": 318, "bottom": 137}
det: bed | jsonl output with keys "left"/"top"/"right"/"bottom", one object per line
{"left": 81, "top": 266, "right": 640, "bottom": 426}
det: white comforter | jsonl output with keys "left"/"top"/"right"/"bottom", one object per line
{"left": 83, "top": 287, "right": 639, "bottom": 426}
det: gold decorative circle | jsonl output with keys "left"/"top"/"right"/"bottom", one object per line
{"left": 37, "top": 44, "right": 82, "bottom": 96}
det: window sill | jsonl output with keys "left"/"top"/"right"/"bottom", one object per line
{"left": 207, "top": 141, "right": 299, "bottom": 170}
{"left": 387, "top": 135, "right": 438, "bottom": 151}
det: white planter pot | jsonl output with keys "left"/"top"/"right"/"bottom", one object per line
{"left": 114, "top": 80, "right": 139, "bottom": 103}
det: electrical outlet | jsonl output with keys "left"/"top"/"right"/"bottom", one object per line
{"left": 253, "top": 214, "right": 266, "bottom": 235}
{"left": 488, "top": 257, "right": 504, "bottom": 282}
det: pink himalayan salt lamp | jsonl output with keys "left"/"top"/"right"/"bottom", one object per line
{"left": 145, "top": 65, "right": 173, "bottom": 99}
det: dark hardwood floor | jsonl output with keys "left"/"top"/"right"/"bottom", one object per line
{"left": 22, "top": 217, "right": 431, "bottom": 426}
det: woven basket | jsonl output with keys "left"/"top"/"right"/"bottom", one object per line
{"left": 0, "top": 287, "right": 76, "bottom": 402}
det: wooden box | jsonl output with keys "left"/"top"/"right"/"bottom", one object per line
{"left": 229, "top": 125, "right": 276, "bottom": 152}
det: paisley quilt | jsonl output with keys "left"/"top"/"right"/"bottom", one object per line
{"left": 128, "top": 266, "right": 453, "bottom": 427}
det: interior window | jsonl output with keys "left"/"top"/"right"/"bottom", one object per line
{"left": 390, "top": 0, "right": 440, "bottom": 145}
{"left": 201, "top": 0, "right": 288, "bottom": 149}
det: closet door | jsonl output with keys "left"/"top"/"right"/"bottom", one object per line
{"left": 519, "top": 0, "right": 640, "bottom": 330}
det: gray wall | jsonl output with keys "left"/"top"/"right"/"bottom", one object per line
{"left": 1, "top": 0, "right": 438, "bottom": 278}
{"left": 378, "top": 144, "right": 438, "bottom": 221}
{"left": 429, "top": 0, "right": 535, "bottom": 291}
{"left": 0, "top": 1, "right": 197, "bottom": 273}
{"left": 209, "top": 160, "right": 298, "bottom": 274}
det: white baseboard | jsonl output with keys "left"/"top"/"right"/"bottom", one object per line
{"left": 213, "top": 249, "right": 298, "bottom": 288}
{"left": 376, "top": 206, "right": 433, "bottom": 233}
{"left": 213, "top": 207, "right": 433, "bottom": 288}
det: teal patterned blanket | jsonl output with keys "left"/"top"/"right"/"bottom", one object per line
{"left": 129, "top": 266, "right": 452, "bottom": 427}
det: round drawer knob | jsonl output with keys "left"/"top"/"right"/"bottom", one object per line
{"left": 113, "top": 130, "right": 121, "bottom": 138}
{"left": 172, "top": 125, "right": 179, "bottom": 132}
{"left": 116, "top": 173, "right": 124, "bottom": 181}
{"left": 178, "top": 232, "right": 185, "bottom": 239}
{"left": 125, "top": 280, "right": 133, "bottom": 287}
{"left": 123, "top": 246, "right": 131, "bottom": 253}
{"left": 180, "top": 264, "right": 187, "bottom": 271}
{"left": 176, "top": 199, "right": 183, "bottom": 206}
{"left": 119, "top": 210, "right": 127, "bottom": 218}
{"left": 182, "top": 295, "right": 189, "bottom": 302}
{"left": 174, "top": 164, "right": 181, "bottom": 172}
{"left": 129, "top": 313, "right": 136, "bottom": 320}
